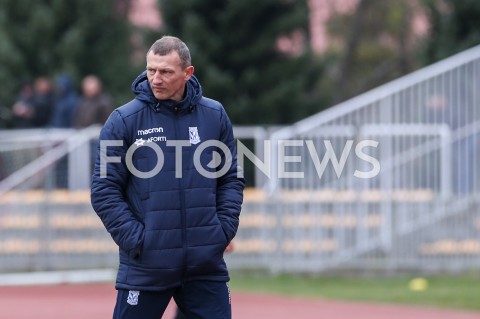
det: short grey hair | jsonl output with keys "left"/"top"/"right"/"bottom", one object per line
{"left": 147, "top": 36, "right": 191, "bottom": 69}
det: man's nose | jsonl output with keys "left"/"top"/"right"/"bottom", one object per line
{"left": 153, "top": 71, "right": 163, "bottom": 83}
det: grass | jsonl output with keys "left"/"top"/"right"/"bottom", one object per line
{"left": 229, "top": 272, "right": 480, "bottom": 311}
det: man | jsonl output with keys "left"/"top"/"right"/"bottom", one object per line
{"left": 50, "top": 74, "right": 78, "bottom": 128}
{"left": 73, "top": 75, "right": 113, "bottom": 128}
{"left": 12, "top": 77, "right": 54, "bottom": 128}
{"left": 91, "top": 36, "right": 244, "bottom": 319}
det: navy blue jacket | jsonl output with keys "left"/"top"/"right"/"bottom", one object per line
{"left": 50, "top": 74, "right": 78, "bottom": 128}
{"left": 91, "top": 72, "right": 244, "bottom": 291}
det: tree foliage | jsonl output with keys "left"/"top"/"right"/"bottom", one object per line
{"left": 325, "top": 0, "right": 422, "bottom": 103}
{"left": 157, "top": 0, "right": 324, "bottom": 125}
{"left": 2, "top": 0, "right": 479, "bottom": 128}
{"left": 323, "top": 0, "right": 480, "bottom": 103}
{"left": 421, "top": 0, "right": 480, "bottom": 63}
{"left": 0, "top": 0, "right": 141, "bottom": 115}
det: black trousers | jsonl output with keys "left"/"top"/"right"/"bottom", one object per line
{"left": 113, "top": 280, "right": 231, "bottom": 319}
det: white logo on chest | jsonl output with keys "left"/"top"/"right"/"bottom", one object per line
{"left": 189, "top": 127, "right": 201, "bottom": 145}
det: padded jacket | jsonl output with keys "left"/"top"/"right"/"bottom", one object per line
{"left": 91, "top": 72, "right": 244, "bottom": 291}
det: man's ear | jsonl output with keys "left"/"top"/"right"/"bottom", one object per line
{"left": 184, "top": 66, "right": 194, "bottom": 80}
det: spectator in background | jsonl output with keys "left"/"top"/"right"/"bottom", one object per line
{"left": 30, "top": 77, "right": 55, "bottom": 127}
{"left": 73, "top": 75, "right": 113, "bottom": 128}
{"left": 50, "top": 74, "right": 78, "bottom": 128}
{"left": 12, "top": 77, "right": 54, "bottom": 128}
{"left": 73, "top": 75, "right": 113, "bottom": 183}
{"left": 49, "top": 74, "right": 79, "bottom": 189}
{"left": 11, "top": 80, "right": 35, "bottom": 128}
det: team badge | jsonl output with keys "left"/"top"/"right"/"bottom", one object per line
{"left": 189, "top": 127, "right": 201, "bottom": 145}
{"left": 127, "top": 290, "right": 140, "bottom": 305}
{"left": 134, "top": 138, "right": 146, "bottom": 146}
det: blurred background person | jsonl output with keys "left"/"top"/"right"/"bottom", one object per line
{"left": 73, "top": 75, "right": 113, "bottom": 182}
{"left": 30, "top": 77, "right": 55, "bottom": 128}
{"left": 48, "top": 74, "right": 79, "bottom": 188}
{"left": 73, "top": 75, "right": 113, "bottom": 128}
{"left": 50, "top": 74, "right": 79, "bottom": 128}
{"left": 11, "top": 80, "right": 35, "bottom": 128}
{"left": 12, "top": 77, "right": 54, "bottom": 128}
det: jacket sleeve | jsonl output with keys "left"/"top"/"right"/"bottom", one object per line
{"left": 91, "top": 110, "right": 144, "bottom": 258}
{"left": 216, "top": 108, "right": 245, "bottom": 242}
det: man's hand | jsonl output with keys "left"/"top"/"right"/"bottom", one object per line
{"left": 225, "top": 242, "right": 234, "bottom": 253}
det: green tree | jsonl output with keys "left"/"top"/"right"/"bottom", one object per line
{"left": 325, "top": 0, "right": 422, "bottom": 103}
{"left": 0, "top": 0, "right": 141, "bottom": 125}
{"left": 421, "top": 0, "right": 480, "bottom": 63}
{"left": 157, "top": 0, "right": 324, "bottom": 125}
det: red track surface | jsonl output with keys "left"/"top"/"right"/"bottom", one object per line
{"left": 0, "top": 284, "right": 479, "bottom": 319}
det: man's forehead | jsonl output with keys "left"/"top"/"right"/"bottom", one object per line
{"left": 147, "top": 50, "right": 181, "bottom": 62}
{"left": 147, "top": 55, "right": 182, "bottom": 70}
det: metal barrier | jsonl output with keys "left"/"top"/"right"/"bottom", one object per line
{"left": 229, "top": 44, "right": 480, "bottom": 273}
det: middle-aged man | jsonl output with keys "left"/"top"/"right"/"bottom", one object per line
{"left": 91, "top": 35, "right": 245, "bottom": 319}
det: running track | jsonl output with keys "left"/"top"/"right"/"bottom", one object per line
{"left": 0, "top": 284, "right": 479, "bottom": 319}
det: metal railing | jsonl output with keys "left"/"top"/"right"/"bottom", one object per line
{"left": 229, "top": 44, "right": 480, "bottom": 273}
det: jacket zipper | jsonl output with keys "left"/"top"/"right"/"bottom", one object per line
{"left": 173, "top": 106, "right": 188, "bottom": 283}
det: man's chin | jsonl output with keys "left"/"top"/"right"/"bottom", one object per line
{"left": 154, "top": 93, "right": 168, "bottom": 100}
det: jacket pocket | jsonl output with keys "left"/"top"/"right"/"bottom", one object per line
{"left": 214, "top": 214, "right": 229, "bottom": 246}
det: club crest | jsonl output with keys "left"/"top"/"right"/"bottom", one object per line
{"left": 127, "top": 290, "right": 140, "bottom": 306}
{"left": 189, "top": 127, "right": 201, "bottom": 145}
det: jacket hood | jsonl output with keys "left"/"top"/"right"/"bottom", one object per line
{"left": 55, "top": 74, "right": 76, "bottom": 96}
{"left": 131, "top": 71, "right": 203, "bottom": 111}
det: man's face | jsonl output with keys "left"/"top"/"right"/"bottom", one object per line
{"left": 146, "top": 50, "right": 194, "bottom": 101}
